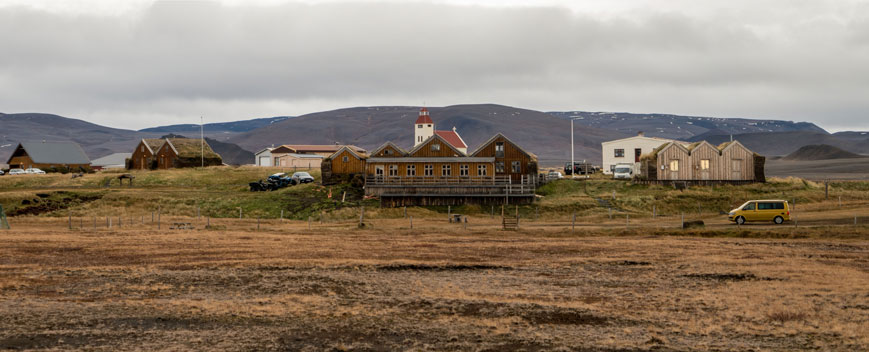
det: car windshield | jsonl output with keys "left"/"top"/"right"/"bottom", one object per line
{"left": 294, "top": 172, "right": 311, "bottom": 177}
{"left": 615, "top": 167, "right": 630, "bottom": 173}
{"left": 270, "top": 173, "right": 285, "bottom": 177}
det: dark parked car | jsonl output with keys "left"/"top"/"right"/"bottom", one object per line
{"left": 292, "top": 172, "right": 315, "bottom": 184}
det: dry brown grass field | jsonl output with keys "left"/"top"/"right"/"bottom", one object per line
{"left": 0, "top": 217, "right": 867, "bottom": 351}
{"left": 1, "top": 168, "right": 868, "bottom": 350}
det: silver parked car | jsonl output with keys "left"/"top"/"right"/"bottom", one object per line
{"left": 8, "top": 168, "right": 26, "bottom": 175}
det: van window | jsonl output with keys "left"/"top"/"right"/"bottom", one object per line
{"left": 743, "top": 203, "right": 755, "bottom": 211}
{"left": 758, "top": 202, "right": 773, "bottom": 210}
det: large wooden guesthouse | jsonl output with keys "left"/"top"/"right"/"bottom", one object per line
{"left": 325, "top": 108, "right": 539, "bottom": 206}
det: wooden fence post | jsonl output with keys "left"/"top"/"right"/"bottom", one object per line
{"left": 280, "top": 209, "right": 284, "bottom": 222}
{"left": 653, "top": 205, "right": 656, "bottom": 218}
{"left": 308, "top": 216, "right": 312, "bottom": 230}
{"left": 239, "top": 208, "right": 242, "bottom": 219}
{"left": 681, "top": 212, "right": 684, "bottom": 229}
{"left": 257, "top": 217, "right": 260, "bottom": 231}
{"left": 410, "top": 216, "right": 413, "bottom": 230}
{"left": 825, "top": 180, "right": 829, "bottom": 200}
{"left": 68, "top": 214, "right": 72, "bottom": 230}
{"left": 626, "top": 214, "right": 629, "bottom": 229}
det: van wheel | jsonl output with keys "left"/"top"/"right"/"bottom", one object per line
{"left": 735, "top": 216, "right": 745, "bottom": 225}
{"left": 774, "top": 216, "right": 784, "bottom": 224}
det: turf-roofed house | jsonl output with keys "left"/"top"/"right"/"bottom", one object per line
{"left": 6, "top": 141, "right": 91, "bottom": 171}
{"left": 132, "top": 138, "right": 223, "bottom": 169}
{"left": 324, "top": 107, "right": 540, "bottom": 206}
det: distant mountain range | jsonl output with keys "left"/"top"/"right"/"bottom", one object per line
{"left": 548, "top": 111, "right": 826, "bottom": 140}
{"left": 140, "top": 116, "right": 292, "bottom": 134}
{"left": 687, "top": 131, "right": 869, "bottom": 156}
{"left": 2, "top": 107, "right": 868, "bottom": 167}
{"left": 224, "top": 104, "right": 627, "bottom": 164}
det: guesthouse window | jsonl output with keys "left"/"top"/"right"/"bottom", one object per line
{"left": 407, "top": 164, "right": 416, "bottom": 176}
{"left": 442, "top": 164, "right": 451, "bottom": 176}
{"left": 342, "top": 156, "right": 349, "bottom": 162}
{"left": 615, "top": 149, "right": 625, "bottom": 158}
{"left": 418, "top": 124, "right": 422, "bottom": 128}
{"left": 700, "top": 159, "right": 710, "bottom": 170}
{"left": 495, "top": 161, "right": 505, "bottom": 173}
{"left": 477, "top": 164, "right": 487, "bottom": 176}
{"left": 424, "top": 164, "right": 433, "bottom": 176}
{"left": 460, "top": 164, "right": 469, "bottom": 176}
{"left": 495, "top": 142, "right": 505, "bottom": 157}
{"left": 431, "top": 143, "right": 440, "bottom": 152}
{"left": 388, "top": 165, "right": 398, "bottom": 176}
{"left": 511, "top": 161, "right": 521, "bottom": 173}
{"left": 669, "top": 160, "right": 679, "bottom": 171}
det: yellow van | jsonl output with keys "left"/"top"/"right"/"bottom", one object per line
{"left": 729, "top": 200, "right": 790, "bottom": 225}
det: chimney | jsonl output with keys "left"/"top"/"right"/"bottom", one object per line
{"left": 637, "top": 131, "right": 644, "bottom": 137}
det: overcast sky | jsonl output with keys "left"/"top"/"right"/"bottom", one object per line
{"left": 0, "top": 0, "right": 867, "bottom": 131}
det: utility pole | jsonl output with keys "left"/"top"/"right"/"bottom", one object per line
{"left": 570, "top": 118, "right": 575, "bottom": 179}
{"left": 200, "top": 116, "right": 204, "bottom": 168}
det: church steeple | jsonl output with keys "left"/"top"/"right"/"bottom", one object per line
{"left": 414, "top": 107, "right": 434, "bottom": 147}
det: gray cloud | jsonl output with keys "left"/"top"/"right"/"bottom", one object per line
{"left": 0, "top": 0, "right": 867, "bottom": 131}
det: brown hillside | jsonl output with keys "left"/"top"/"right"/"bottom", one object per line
{"left": 227, "top": 104, "right": 628, "bottom": 165}
{"left": 783, "top": 144, "right": 864, "bottom": 161}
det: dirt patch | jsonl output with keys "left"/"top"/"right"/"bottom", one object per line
{"left": 523, "top": 309, "right": 610, "bottom": 325}
{"left": 373, "top": 264, "right": 510, "bottom": 271}
{"left": 9, "top": 191, "right": 104, "bottom": 216}
{"left": 615, "top": 260, "right": 651, "bottom": 266}
{"left": 682, "top": 273, "right": 776, "bottom": 281}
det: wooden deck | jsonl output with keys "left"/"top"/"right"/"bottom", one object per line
{"left": 365, "top": 175, "right": 538, "bottom": 207}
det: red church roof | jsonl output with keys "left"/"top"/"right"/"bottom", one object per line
{"left": 434, "top": 130, "right": 467, "bottom": 149}
{"left": 415, "top": 107, "right": 433, "bottom": 124}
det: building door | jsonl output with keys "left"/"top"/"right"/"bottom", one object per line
{"left": 731, "top": 159, "right": 742, "bottom": 180}
{"left": 375, "top": 165, "right": 384, "bottom": 179}
{"left": 700, "top": 159, "right": 710, "bottom": 180}
{"left": 258, "top": 156, "right": 271, "bottom": 167}
{"left": 634, "top": 148, "right": 642, "bottom": 162}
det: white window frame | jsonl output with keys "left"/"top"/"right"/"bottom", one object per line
{"left": 424, "top": 164, "right": 433, "bottom": 176}
{"left": 442, "top": 164, "right": 451, "bottom": 176}
{"left": 477, "top": 164, "right": 487, "bottom": 176}
{"left": 460, "top": 164, "right": 469, "bottom": 176}
{"left": 407, "top": 164, "right": 416, "bottom": 176}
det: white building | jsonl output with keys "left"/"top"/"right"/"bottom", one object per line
{"left": 601, "top": 132, "right": 684, "bottom": 174}
{"left": 254, "top": 147, "right": 275, "bottom": 166}
{"left": 413, "top": 107, "right": 468, "bottom": 154}
{"left": 90, "top": 153, "right": 131, "bottom": 170}
{"left": 414, "top": 107, "right": 435, "bottom": 147}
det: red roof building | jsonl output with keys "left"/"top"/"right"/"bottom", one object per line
{"left": 415, "top": 107, "right": 434, "bottom": 124}
{"left": 434, "top": 129, "right": 468, "bottom": 151}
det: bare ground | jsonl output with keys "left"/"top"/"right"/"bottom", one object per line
{"left": 0, "top": 222, "right": 867, "bottom": 351}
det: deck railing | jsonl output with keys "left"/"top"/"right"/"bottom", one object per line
{"left": 366, "top": 175, "right": 515, "bottom": 186}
